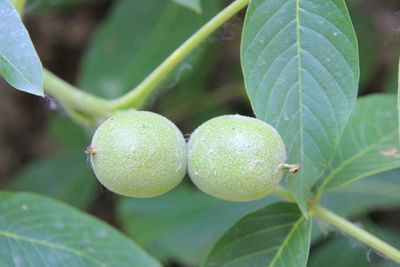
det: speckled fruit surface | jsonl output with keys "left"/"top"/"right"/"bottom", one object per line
{"left": 89, "top": 111, "right": 186, "bottom": 198}
{"left": 187, "top": 115, "right": 286, "bottom": 201}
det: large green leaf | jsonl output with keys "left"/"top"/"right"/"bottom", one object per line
{"left": 320, "top": 169, "right": 400, "bottom": 218}
{"left": 7, "top": 151, "right": 97, "bottom": 209}
{"left": 318, "top": 95, "right": 400, "bottom": 192}
{"left": 117, "top": 184, "right": 280, "bottom": 265}
{"left": 241, "top": 0, "right": 359, "bottom": 214}
{"left": 0, "top": 0, "right": 43, "bottom": 96}
{"left": 173, "top": 0, "right": 202, "bottom": 13}
{"left": 203, "top": 202, "right": 312, "bottom": 267}
{"left": 0, "top": 192, "right": 161, "bottom": 266}
{"left": 308, "top": 236, "right": 371, "bottom": 267}
{"left": 78, "top": 0, "right": 219, "bottom": 100}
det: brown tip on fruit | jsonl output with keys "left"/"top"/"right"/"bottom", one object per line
{"left": 282, "top": 163, "right": 301, "bottom": 174}
{"left": 85, "top": 146, "right": 94, "bottom": 155}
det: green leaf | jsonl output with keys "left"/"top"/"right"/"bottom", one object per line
{"left": 203, "top": 202, "right": 312, "bottom": 267}
{"left": 0, "top": 0, "right": 43, "bottom": 96}
{"left": 78, "top": 0, "right": 219, "bottom": 100}
{"left": 7, "top": 151, "right": 97, "bottom": 209}
{"left": 173, "top": 0, "right": 202, "bottom": 13}
{"left": 117, "top": 184, "right": 280, "bottom": 266}
{"left": 312, "top": 170, "right": 400, "bottom": 244}
{"left": 363, "top": 223, "right": 400, "bottom": 266}
{"left": 0, "top": 192, "right": 161, "bottom": 267}
{"left": 241, "top": 0, "right": 359, "bottom": 215}
{"left": 320, "top": 169, "right": 400, "bottom": 217}
{"left": 311, "top": 220, "right": 400, "bottom": 267}
{"left": 308, "top": 236, "right": 371, "bottom": 267}
{"left": 319, "top": 95, "right": 400, "bottom": 192}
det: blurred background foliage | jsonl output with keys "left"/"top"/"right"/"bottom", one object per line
{"left": 0, "top": 0, "right": 400, "bottom": 266}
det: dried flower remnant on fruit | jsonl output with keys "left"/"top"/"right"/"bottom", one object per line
{"left": 85, "top": 146, "right": 94, "bottom": 155}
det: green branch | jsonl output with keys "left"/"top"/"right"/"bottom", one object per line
{"left": 108, "top": 0, "right": 250, "bottom": 111}
{"left": 273, "top": 186, "right": 400, "bottom": 264}
{"left": 41, "top": 0, "right": 250, "bottom": 123}
{"left": 312, "top": 205, "right": 400, "bottom": 264}
{"left": 43, "top": 69, "right": 110, "bottom": 118}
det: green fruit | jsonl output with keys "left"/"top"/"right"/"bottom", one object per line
{"left": 187, "top": 115, "right": 286, "bottom": 201}
{"left": 88, "top": 111, "right": 186, "bottom": 198}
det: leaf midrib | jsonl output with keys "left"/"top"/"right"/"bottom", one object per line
{"left": 0, "top": 230, "right": 105, "bottom": 266}
{"left": 293, "top": 0, "right": 305, "bottom": 212}
{"left": 210, "top": 221, "right": 295, "bottom": 258}
{"left": 267, "top": 216, "right": 305, "bottom": 267}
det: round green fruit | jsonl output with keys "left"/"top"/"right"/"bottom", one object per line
{"left": 88, "top": 111, "right": 186, "bottom": 198}
{"left": 187, "top": 115, "right": 286, "bottom": 201}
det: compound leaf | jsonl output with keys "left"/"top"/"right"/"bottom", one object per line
{"left": 117, "top": 185, "right": 280, "bottom": 266}
{"left": 320, "top": 169, "right": 400, "bottom": 218}
{"left": 203, "top": 202, "right": 312, "bottom": 267}
{"left": 0, "top": 192, "right": 161, "bottom": 267}
{"left": 241, "top": 0, "right": 359, "bottom": 215}
{"left": 319, "top": 95, "right": 400, "bottom": 191}
{"left": 0, "top": 0, "right": 43, "bottom": 96}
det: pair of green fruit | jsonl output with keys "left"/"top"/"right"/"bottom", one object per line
{"left": 88, "top": 111, "right": 287, "bottom": 202}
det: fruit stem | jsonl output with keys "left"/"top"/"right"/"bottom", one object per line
{"left": 282, "top": 163, "right": 301, "bottom": 174}
{"left": 273, "top": 186, "right": 295, "bottom": 202}
{"left": 63, "top": 106, "right": 97, "bottom": 126}
{"left": 108, "top": 0, "right": 250, "bottom": 111}
{"left": 312, "top": 204, "right": 400, "bottom": 264}
{"left": 43, "top": 69, "right": 110, "bottom": 118}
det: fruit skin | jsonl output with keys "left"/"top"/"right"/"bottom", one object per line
{"left": 187, "top": 115, "right": 286, "bottom": 202}
{"left": 89, "top": 111, "right": 186, "bottom": 198}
